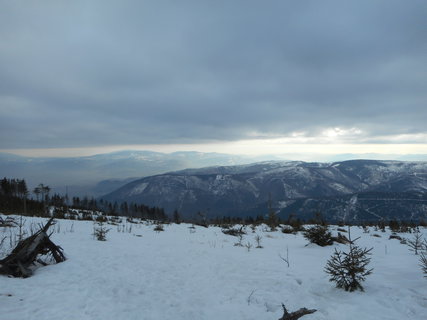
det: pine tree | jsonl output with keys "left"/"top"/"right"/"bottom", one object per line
{"left": 325, "top": 230, "right": 373, "bottom": 292}
{"left": 17, "top": 179, "right": 28, "bottom": 199}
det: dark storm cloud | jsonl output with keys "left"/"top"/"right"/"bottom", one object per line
{"left": 0, "top": 0, "right": 426, "bottom": 148}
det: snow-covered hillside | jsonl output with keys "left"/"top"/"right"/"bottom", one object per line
{"left": 0, "top": 151, "right": 274, "bottom": 197}
{"left": 102, "top": 160, "right": 427, "bottom": 221}
{"left": 1, "top": 215, "right": 426, "bottom": 320}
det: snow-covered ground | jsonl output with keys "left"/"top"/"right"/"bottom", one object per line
{"left": 1, "top": 215, "right": 426, "bottom": 320}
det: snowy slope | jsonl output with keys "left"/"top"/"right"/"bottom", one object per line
{"left": 1, "top": 215, "right": 426, "bottom": 320}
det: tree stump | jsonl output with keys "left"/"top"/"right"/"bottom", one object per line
{"left": 0, "top": 218, "right": 66, "bottom": 278}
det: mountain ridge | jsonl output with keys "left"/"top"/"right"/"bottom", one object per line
{"left": 101, "top": 159, "right": 427, "bottom": 222}
{"left": 0, "top": 150, "right": 275, "bottom": 197}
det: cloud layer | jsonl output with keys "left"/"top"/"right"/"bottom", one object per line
{"left": 1, "top": 0, "right": 426, "bottom": 149}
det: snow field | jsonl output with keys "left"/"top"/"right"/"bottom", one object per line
{"left": 1, "top": 216, "right": 426, "bottom": 320}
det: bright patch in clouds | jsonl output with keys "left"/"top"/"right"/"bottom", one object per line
{"left": 322, "top": 127, "right": 363, "bottom": 138}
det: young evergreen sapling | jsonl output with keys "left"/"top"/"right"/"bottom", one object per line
{"left": 324, "top": 228, "right": 373, "bottom": 291}
{"left": 421, "top": 252, "right": 427, "bottom": 278}
{"left": 407, "top": 230, "right": 424, "bottom": 255}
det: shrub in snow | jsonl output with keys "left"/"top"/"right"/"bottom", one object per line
{"left": 95, "top": 215, "right": 108, "bottom": 223}
{"left": 389, "top": 234, "right": 403, "bottom": 241}
{"left": 325, "top": 234, "right": 373, "bottom": 292}
{"left": 254, "top": 234, "right": 263, "bottom": 248}
{"left": 188, "top": 224, "right": 196, "bottom": 233}
{"left": 222, "top": 226, "right": 245, "bottom": 236}
{"left": 389, "top": 220, "right": 401, "bottom": 233}
{"left": 233, "top": 234, "right": 244, "bottom": 247}
{"left": 303, "top": 225, "right": 333, "bottom": 247}
{"left": 281, "top": 225, "right": 294, "bottom": 234}
{"left": 267, "top": 209, "right": 279, "bottom": 231}
{"left": 292, "top": 221, "right": 305, "bottom": 232}
{"left": 286, "top": 216, "right": 304, "bottom": 232}
{"left": 154, "top": 224, "right": 164, "bottom": 232}
{"left": 377, "top": 220, "right": 386, "bottom": 232}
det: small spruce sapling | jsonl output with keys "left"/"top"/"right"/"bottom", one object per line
{"left": 407, "top": 230, "right": 424, "bottom": 255}
{"left": 325, "top": 228, "right": 373, "bottom": 292}
{"left": 420, "top": 251, "right": 427, "bottom": 278}
{"left": 93, "top": 221, "right": 110, "bottom": 241}
{"left": 420, "top": 240, "right": 427, "bottom": 278}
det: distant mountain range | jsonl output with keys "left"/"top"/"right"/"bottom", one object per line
{"left": 0, "top": 151, "right": 279, "bottom": 197}
{"left": 101, "top": 160, "right": 427, "bottom": 222}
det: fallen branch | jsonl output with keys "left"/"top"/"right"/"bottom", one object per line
{"left": 279, "top": 304, "right": 317, "bottom": 320}
{"left": 247, "top": 289, "right": 256, "bottom": 305}
{"left": 331, "top": 232, "right": 352, "bottom": 245}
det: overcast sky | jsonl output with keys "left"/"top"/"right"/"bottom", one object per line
{"left": 1, "top": 0, "right": 426, "bottom": 158}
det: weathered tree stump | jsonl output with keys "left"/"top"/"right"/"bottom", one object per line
{"left": 279, "top": 304, "right": 317, "bottom": 320}
{"left": 0, "top": 218, "right": 66, "bottom": 278}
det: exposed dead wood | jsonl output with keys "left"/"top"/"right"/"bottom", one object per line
{"left": 0, "top": 218, "right": 65, "bottom": 278}
{"left": 279, "top": 304, "right": 317, "bottom": 320}
{"left": 222, "top": 226, "right": 246, "bottom": 236}
{"left": 332, "top": 232, "right": 352, "bottom": 245}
